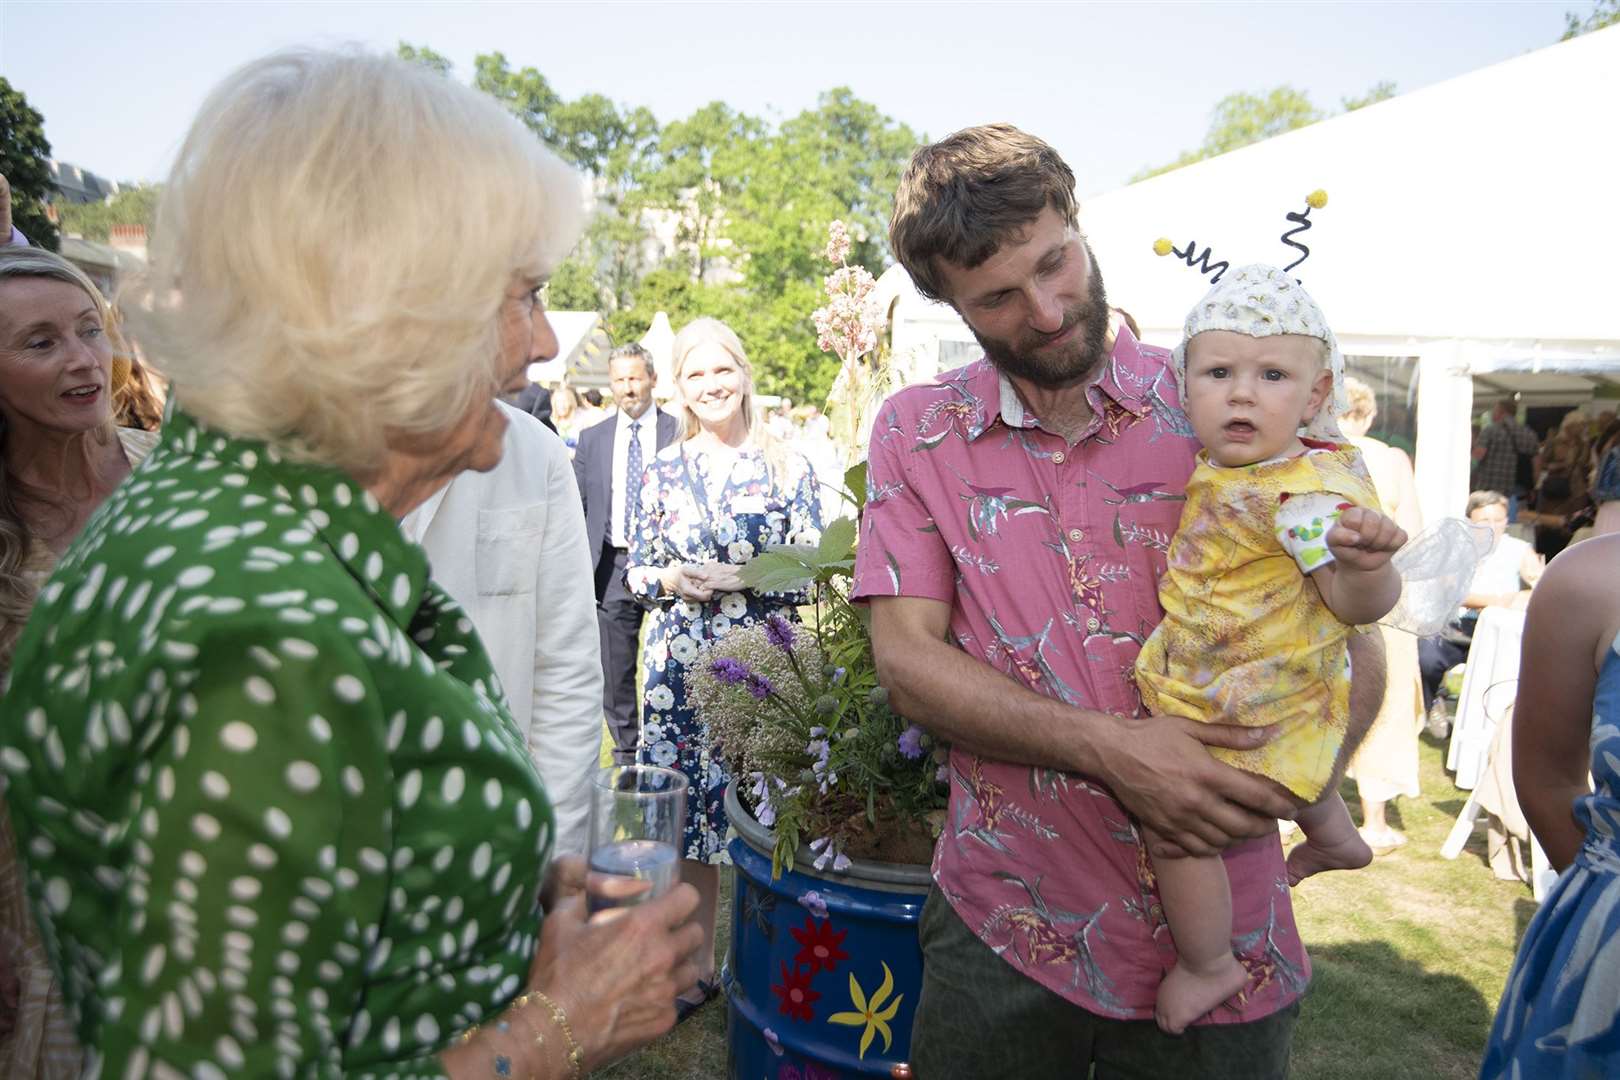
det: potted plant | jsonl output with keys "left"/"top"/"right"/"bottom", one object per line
{"left": 689, "top": 222, "right": 945, "bottom": 1080}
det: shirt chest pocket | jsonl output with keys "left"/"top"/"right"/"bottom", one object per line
{"left": 476, "top": 504, "right": 547, "bottom": 597}
{"left": 1114, "top": 500, "right": 1187, "bottom": 633}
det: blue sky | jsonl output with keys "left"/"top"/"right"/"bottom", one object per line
{"left": 0, "top": 1, "right": 1572, "bottom": 197}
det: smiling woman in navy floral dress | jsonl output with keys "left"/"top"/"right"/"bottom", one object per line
{"left": 626, "top": 317, "right": 821, "bottom": 1014}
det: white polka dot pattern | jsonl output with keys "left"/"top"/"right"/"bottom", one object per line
{"left": 0, "top": 409, "right": 554, "bottom": 1076}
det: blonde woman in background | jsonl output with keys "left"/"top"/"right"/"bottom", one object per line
{"left": 1338, "top": 377, "right": 1426, "bottom": 853}
{"left": 625, "top": 317, "right": 822, "bottom": 1019}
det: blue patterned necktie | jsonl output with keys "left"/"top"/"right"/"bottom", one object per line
{"left": 623, "top": 416, "right": 643, "bottom": 544}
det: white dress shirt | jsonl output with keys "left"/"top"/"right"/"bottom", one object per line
{"left": 609, "top": 406, "right": 662, "bottom": 548}
{"left": 401, "top": 402, "right": 604, "bottom": 857}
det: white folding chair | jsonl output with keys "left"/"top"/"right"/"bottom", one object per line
{"left": 1446, "top": 607, "right": 1526, "bottom": 789}
{"left": 1439, "top": 673, "right": 1557, "bottom": 901}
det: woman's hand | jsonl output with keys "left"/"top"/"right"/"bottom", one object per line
{"left": 527, "top": 882, "right": 705, "bottom": 1072}
{"left": 664, "top": 565, "right": 716, "bottom": 602}
{"left": 694, "top": 561, "right": 746, "bottom": 594}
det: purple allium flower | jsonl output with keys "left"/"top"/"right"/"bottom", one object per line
{"left": 897, "top": 723, "right": 926, "bottom": 760}
{"left": 798, "top": 890, "right": 829, "bottom": 919}
{"left": 935, "top": 763, "right": 950, "bottom": 783}
{"left": 711, "top": 657, "right": 752, "bottom": 685}
{"left": 745, "top": 673, "right": 775, "bottom": 700}
{"left": 764, "top": 614, "right": 796, "bottom": 651}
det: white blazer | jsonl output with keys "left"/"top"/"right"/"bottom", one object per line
{"left": 403, "top": 402, "right": 603, "bottom": 857}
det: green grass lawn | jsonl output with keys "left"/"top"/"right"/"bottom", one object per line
{"left": 598, "top": 731, "right": 1527, "bottom": 1079}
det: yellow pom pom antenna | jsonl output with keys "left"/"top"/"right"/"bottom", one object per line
{"left": 1153, "top": 237, "right": 1174, "bottom": 257}
{"left": 1280, "top": 188, "right": 1329, "bottom": 274}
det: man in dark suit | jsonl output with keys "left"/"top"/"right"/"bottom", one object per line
{"left": 511, "top": 381, "right": 556, "bottom": 433}
{"left": 574, "top": 343, "right": 679, "bottom": 764}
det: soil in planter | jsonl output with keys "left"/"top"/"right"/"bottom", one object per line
{"left": 839, "top": 812, "right": 938, "bottom": 865}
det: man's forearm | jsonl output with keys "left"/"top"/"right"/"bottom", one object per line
{"left": 1343, "top": 630, "right": 1386, "bottom": 752}
{"left": 876, "top": 629, "right": 1116, "bottom": 775}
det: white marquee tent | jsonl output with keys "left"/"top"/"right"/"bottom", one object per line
{"left": 890, "top": 25, "right": 1620, "bottom": 518}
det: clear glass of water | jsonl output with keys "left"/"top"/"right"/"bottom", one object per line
{"left": 586, "top": 765, "right": 687, "bottom": 914}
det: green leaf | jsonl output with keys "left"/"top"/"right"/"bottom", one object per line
{"left": 816, "top": 516, "right": 857, "bottom": 564}
{"left": 843, "top": 460, "right": 869, "bottom": 512}
{"left": 739, "top": 549, "right": 817, "bottom": 592}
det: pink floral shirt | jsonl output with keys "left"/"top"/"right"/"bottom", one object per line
{"left": 852, "top": 329, "right": 1309, "bottom": 1023}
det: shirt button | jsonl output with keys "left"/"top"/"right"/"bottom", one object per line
{"left": 1068, "top": 528, "right": 1084, "bottom": 543}
{"left": 1087, "top": 617, "right": 1101, "bottom": 632}
{"left": 1052, "top": 450, "right": 1067, "bottom": 465}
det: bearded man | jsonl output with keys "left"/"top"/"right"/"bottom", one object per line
{"left": 853, "top": 124, "right": 1386, "bottom": 1079}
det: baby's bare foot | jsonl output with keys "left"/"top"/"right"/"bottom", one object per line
{"left": 1286, "top": 831, "right": 1373, "bottom": 886}
{"left": 1155, "top": 954, "right": 1249, "bottom": 1035}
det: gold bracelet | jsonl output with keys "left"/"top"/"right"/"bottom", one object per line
{"left": 515, "top": 990, "right": 583, "bottom": 1080}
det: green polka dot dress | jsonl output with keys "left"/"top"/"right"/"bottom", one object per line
{"left": 0, "top": 409, "right": 554, "bottom": 1077}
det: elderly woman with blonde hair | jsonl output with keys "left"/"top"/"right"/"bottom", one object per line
{"left": 0, "top": 50, "right": 701, "bottom": 1078}
{"left": 625, "top": 316, "right": 822, "bottom": 1018}
{"left": 1336, "top": 377, "right": 1425, "bottom": 852}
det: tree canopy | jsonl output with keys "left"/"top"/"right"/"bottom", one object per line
{"left": 1562, "top": 0, "right": 1619, "bottom": 38}
{"left": 397, "top": 41, "right": 920, "bottom": 403}
{"left": 1131, "top": 80, "right": 1397, "bottom": 183}
{"left": 55, "top": 183, "right": 162, "bottom": 243}
{"left": 0, "top": 78, "right": 59, "bottom": 250}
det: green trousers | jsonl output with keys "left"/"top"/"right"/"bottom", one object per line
{"left": 909, "top": 888, "right": 1299, "bottom": 1079}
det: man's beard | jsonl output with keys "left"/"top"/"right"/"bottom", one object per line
{"left": 971, "top": 249, "right": 1111, "bottom": 390}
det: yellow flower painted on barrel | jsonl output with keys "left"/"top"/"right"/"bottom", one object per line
{"left": 828, "top": 961, "right": 903, "bottom": 1059}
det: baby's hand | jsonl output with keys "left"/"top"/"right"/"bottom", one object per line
{"left": 1325, "top": 506, "right": 1407, "bottom": 572}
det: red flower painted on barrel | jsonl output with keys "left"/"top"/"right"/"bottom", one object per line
{"left": 779, "top": 1063, "right": 840, "bottom": 1080}
{"left": 772, "top": 961, "right": 821, "bottom": 1021}
{"left": 790, "top": 916, "right": 849, "bottom": 975}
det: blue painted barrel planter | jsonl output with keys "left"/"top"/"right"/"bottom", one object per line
{"left": 722, "top": 782, "right": 929, "bottom": 1080}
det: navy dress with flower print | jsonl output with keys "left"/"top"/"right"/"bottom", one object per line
{"left": 625, "top": 443, "right": 821, "bottom": 863}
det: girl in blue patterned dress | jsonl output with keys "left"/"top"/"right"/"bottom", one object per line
{"left": 626, "top": 317, "right": 821, "bottom": 1012}
{"left": 1481, "top": 531, "right": 1620, "bottom": 1078}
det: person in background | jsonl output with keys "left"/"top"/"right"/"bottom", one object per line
{"left": 401, "top": 400, "right": 603, "bottom": 858}
{"left": 1472, "top": 400, "right": 1539, "bottom": 522}
{"left": 1338, "top": 377, "right": 1426, "bottom": 854}
{"left": 549, "top": 381, "right": 585, "bottom": 448}
{"left": 579, "top": 387, "right": 607, "bottom": 421}
{"left": 1529, "top": 410, "right": 1592, "bottom": 558}
{"left": 573, "top": 344, "right": 678, "bottom": 764}
{"left": 0, "top": 245, "right": 163, "bottom": 1079}
{"left": 1, "top": 175, "right": 25, "bottom": 247}
{"left": 1589, "top": 420, "right": 1620, "bottom": 537}
{"left": 0, "top": 49, "right": 701, "bottom": 1077}
{"left": 1479, "top": 532, "right": 1620, "bottom": 1078}
{"left": 625, "top": 316, "right": 822, "bottom": 1021}
{"left": 513, "top": 378, "right": 556, "bottom": 434}
{"left": 1418, "top": 490, "right": 1544, "bottom": 717}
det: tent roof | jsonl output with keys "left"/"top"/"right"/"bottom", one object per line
{"left": 1080, "top": 25, "right": 1620, "bottom": 351}
{"left": 526, "top": 311, "right": 611, "bottom": 387}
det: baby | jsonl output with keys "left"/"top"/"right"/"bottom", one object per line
{"left": 1134, "top": 265, "right": 1408, "bottom": 1034}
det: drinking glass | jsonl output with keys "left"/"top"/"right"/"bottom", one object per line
{"left": 586, "top": 765, "right": 687, "bottom": 914}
